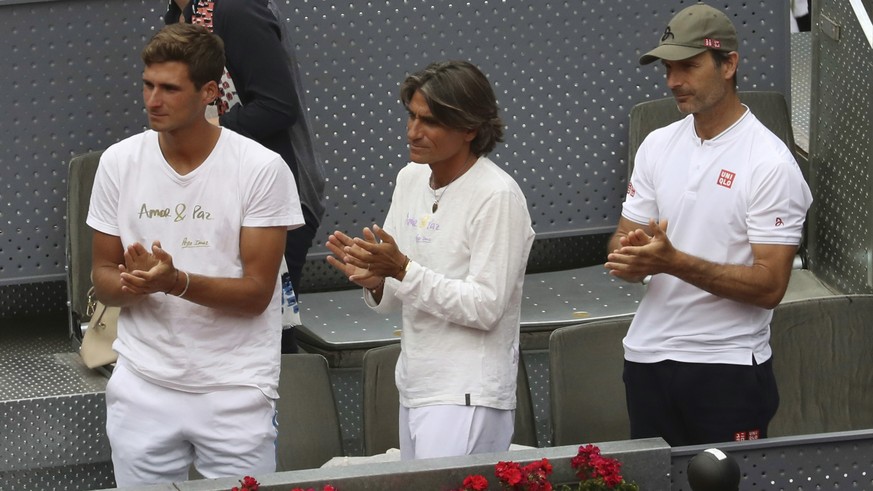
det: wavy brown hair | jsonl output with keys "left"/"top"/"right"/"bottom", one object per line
{"left": 400, "top": 60, "right": 504, "bottom": 156}
{"left": 141, "top": 23, "right": 225, "bottom": 89}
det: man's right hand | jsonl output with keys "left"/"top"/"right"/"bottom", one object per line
{"left": 605, "top": 217, "right": 657, "bottom": 283}
{"left": 119, "top": 241, "right": 179, "bottom": 295}
{"left": 325, "top": 230, "right": 384, "bottom": 291}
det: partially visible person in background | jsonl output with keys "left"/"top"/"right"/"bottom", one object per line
{"left": 791, "top": 0, "right": 810, "bottom": 32}
{"left": 165, "top": 0, "right": 325, "bottom": 353}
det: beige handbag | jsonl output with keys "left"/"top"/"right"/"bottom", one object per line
{"left": 79, "top": 287, "right": 119, "bottom": 368}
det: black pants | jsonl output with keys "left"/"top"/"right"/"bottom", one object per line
{"left": 281, "top": 207, "right": 319, "bottom": 354}
{"left": 623, "top": 357, "right": 779, "bottom": 447}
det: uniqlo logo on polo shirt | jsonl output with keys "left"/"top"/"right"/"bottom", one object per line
{"left": 717, "top": 169, "right": 735, "bottom": 189}
{"left": 734, "top": 429, "right": 761, "bottom": 441}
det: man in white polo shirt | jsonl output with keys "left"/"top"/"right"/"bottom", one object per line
{"left": 605, "top": 3, "right": 812, "bottom": 446}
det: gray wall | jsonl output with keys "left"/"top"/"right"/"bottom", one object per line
{"left": 806, "top": 0, "right": 873, "bottom": 293}
{"left": 0, "top": 0, "right": 791, "bottom": 316}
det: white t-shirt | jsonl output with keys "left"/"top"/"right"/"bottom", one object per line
{"left": 367, "top": 157, "right": 535, "bottom": 410}
{"left": 87, "top": 128, "right": 303, "bottom": 398}
{"left": 622, "top": 109, "right": 812, "bottom": 365}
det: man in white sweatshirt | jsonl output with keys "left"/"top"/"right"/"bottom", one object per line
{"left": 327, "top": 60, "right": 535, "bottom": 460}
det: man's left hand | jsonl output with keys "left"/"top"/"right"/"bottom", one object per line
{"left": 349, "top": 225, "right": 409, "bottom": 280}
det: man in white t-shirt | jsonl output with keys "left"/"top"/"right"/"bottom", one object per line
{"left": 87, "top": 23, "right": 302, "bottom": 486}
{"left": 326, "top": 60, "right": 535, "bottom": 460}
{"left": 605, "top": 3, "right": 812, "bottom": 446}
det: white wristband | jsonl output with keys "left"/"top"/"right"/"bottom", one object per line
{"left": 176, "top": 270, "right": 191, "bottom": 298}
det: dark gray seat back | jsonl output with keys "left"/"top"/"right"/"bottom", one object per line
{"left": 66, "top": 150, "right": 103, "bottom": 338}
{"left": 361, "top": 343, "right": 401, "bottom": 456}
{"left": 275, "top": 353, "right": 344, "bottom": 470}
{"left": 549, "top": 317, "right": 632, "bottom": 445}
{"left": 769, "top": 295, "right": 873, "bottom": 436}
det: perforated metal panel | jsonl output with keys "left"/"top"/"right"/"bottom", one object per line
{"left": 522, "top": 350, "right": 553, "bottom": 448}
{"left": 0, "top": 0, "right": 163, "bottom": 287}
{"left": 671, "top": 432, "right": 873, "bottom": 490}
{"left": 0, "top": 0, "right": 790, "bottom": 308}
{"left": 791, "top": 31, "right": 813, "bottom": 153}
{"left": 284, "top": 0, "right": 790, "bottom": 241}
{"left": 807, "top": 0, "right": 873, "bottom": 293}
{"left": 0, "top": 316, "right": 113, "bottom": 489}
{"left": 0, "top": 281, "right": 67, "bottom": 318}
{"left": 330, "top": 367, "right": 364, "bottom": 456}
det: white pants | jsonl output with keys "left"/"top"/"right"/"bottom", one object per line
{"left": 399, "top": 404, "right": 515, "bottom": 460}
{"left": 105, "top": 360, "right": 277, "bottom": 487}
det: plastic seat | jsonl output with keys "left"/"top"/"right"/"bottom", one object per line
{"left": 512, "top": 352, "right": 539, "bottom": 447}
{"left": 361, "top": 343, "right": 401, "bottom": 456}
{"left": 275, "top": 353, "right": 344, "bottom": 470}
{"left": 768, "top": 295, "right": 873, "bottom": 437}
{"left": 66, "top": 150, "right": 104, "bottom": 343}
{"left": 549, "top": 317, "right": 632, "bottom": 446}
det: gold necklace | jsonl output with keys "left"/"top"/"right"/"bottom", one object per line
{"left": 430, "top": 155, "right": 476, "bottom": 213}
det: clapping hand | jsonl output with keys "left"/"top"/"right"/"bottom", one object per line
{"left": 118, "top": 241, "right": 178, "bottom": 295}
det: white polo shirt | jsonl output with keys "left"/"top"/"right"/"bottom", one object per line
{"left": 622, "top": 108, "right": 813, "bottom": 365}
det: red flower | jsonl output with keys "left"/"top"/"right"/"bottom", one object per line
{"left": 568, "top": 444, "right": 636, "bottom": 489}
{"left": 495, "top": 460, "right": 524, "bottom": 486}
{"left": 460, "top": 474, "right": 489, "bottom": 490}
{"left": 520, "top": 458, "right": 553, "bottom": 491}
{"left": 231, "top": 475, "right": 260, "bottom": 491}
{"left": 488, "top": 458, "right": 556, "bottom": 490}
{"left": 323, "top": 485, "right": 337, "bottom": 491}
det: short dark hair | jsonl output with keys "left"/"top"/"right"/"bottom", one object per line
{"left": 141, "top": 23, "right": 225, "bottom": 89}
{"left": 400, "top": 60, "right": 504, "bottom": 156}
{"left": 710, "top": 49, "right": 738, "bottom": 89}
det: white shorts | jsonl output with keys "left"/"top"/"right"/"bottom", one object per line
{"left": 105, "top": 360, "right": 277, "bottom": 487}
{"left": 399, "top": 404, "right": 514, "bottom": 460}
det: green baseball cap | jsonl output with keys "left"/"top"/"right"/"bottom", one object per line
{"left": 639, "top": 2, "right": 738, "bottom": 65}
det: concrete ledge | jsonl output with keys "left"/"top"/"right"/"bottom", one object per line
{"left": 100, "top": 439, "right": 671, "bottom": 491}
